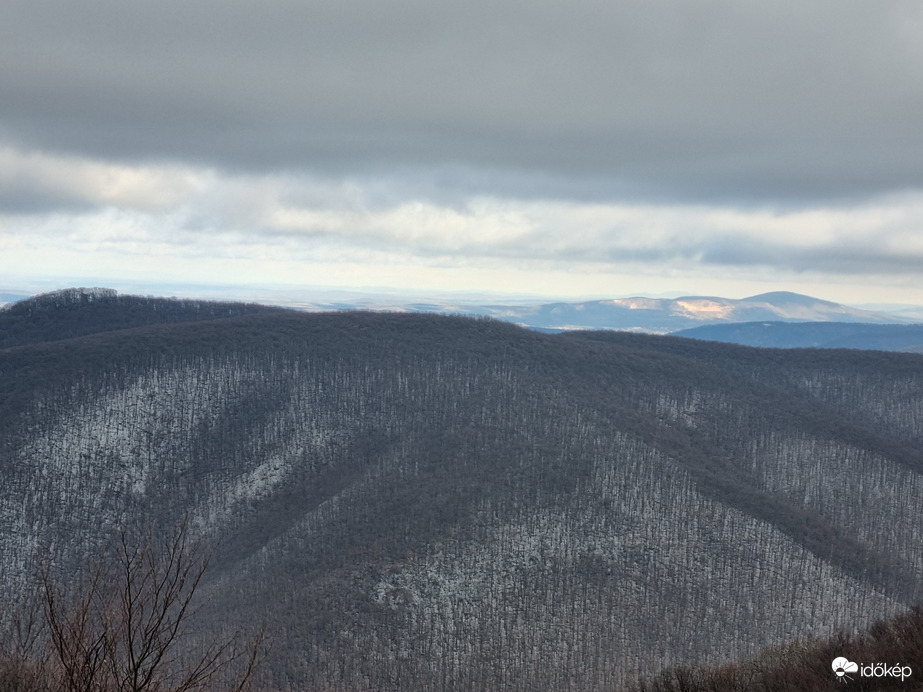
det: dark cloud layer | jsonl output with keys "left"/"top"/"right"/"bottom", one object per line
{"left": 3, "top": 0, "right": 923, "bottom": 204}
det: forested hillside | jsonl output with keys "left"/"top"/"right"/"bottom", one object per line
{"left": 0, "top": 287, "right": 283, "bottom": 349}
{"left": 1, "top": 298, "right": 921, "bottom": 689}
{"left": 673, "top": 320, "right": 923, "bottom": 353}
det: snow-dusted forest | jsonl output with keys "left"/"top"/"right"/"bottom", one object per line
{"left": 1, "top": 290, "right": 921, "bottom": 689}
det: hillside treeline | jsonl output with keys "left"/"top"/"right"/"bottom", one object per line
{"left": 631, "top": 606, "right": 923, "bottom": 691}
{"left": 0, "top": 288, "right": 283, "bottom": 350}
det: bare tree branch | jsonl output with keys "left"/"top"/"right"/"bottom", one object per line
{"left": 34, "top": 518, "right": 261, "bottom": 692}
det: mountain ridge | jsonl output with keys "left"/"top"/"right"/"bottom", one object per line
{"left": 2, "top": 297, "right": 922, "bottom": 688}
{"left": 3, "top": 287, "right": 911, "bottom": 335}
{"left": 464, "top": 290, "right": 905, "bottom": 332}
{"left": 0, "top": 287, "right": 285, "bottom": 350}
{"left": 673, "top": 320, "right": 923, "bottom": 353}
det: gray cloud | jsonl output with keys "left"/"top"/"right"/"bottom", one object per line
{"left": 698, "top": 235, "right": 923, "bottom": 275}
{"left": 3, "top": 1, "right": 923, "bottom": 205}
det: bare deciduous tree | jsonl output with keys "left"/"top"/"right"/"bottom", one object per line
{"left": 38, "top": 519, "right": 262, "bottom": 692}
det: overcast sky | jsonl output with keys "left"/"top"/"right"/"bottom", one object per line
{"left": 3, "top": 0, "right": 923, "bottom": 303}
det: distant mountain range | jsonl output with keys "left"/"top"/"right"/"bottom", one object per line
{"left": 4, "top": 288, "right": 919, "bottom": 346}
{"left": 444, "top": 291, "right": 911, "bottom": 333}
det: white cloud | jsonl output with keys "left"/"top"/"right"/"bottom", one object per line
{"left": 0, "top": 146, "right": 210, "bottom": 211}
{"left": 5, "top": 147, "right": 923, "bottom": 303}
